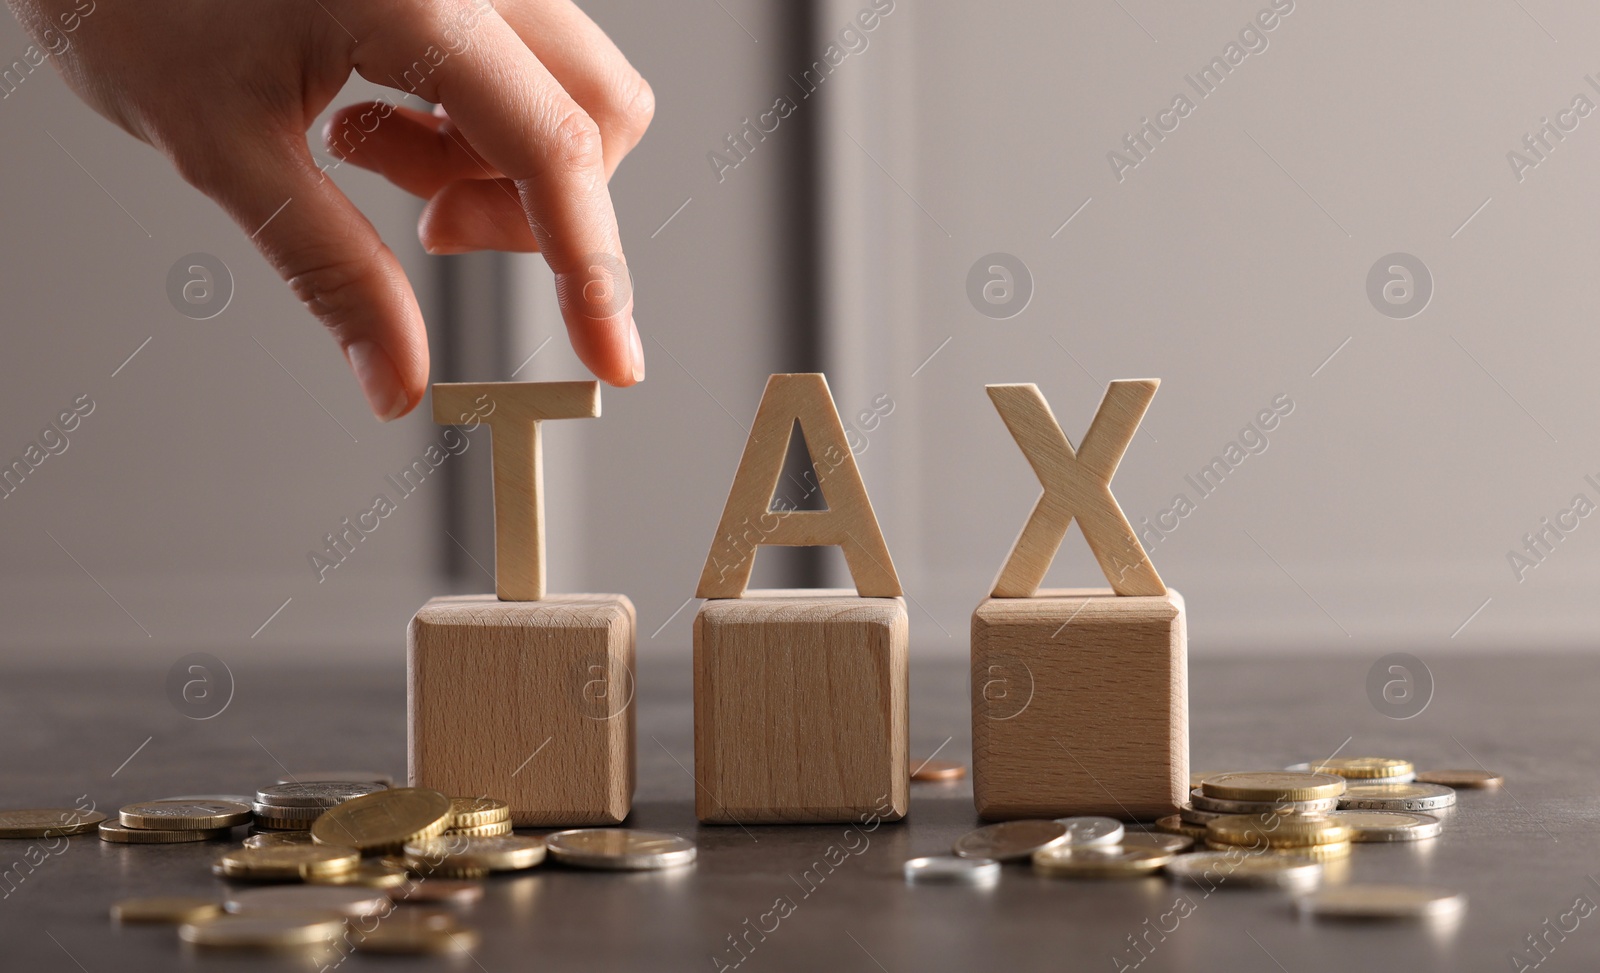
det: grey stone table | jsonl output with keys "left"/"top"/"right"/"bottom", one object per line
{"left": 0, "top": 652, "right": 1595, "bottom": 972}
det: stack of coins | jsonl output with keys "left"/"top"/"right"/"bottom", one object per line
{"left": 444, "top": 797, "right": 512, "bottom": 837}
{"left": 252, "top": 781, "right": 389, "bottom": 832}
{"left": 1286, "top": 757, "right": 1415, "bottom": 783}
{"left": 102, "top": 800, "right": 252, "bottom": 844}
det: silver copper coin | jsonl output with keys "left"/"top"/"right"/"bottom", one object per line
{"left": 1338, "top": 782, "right": 1456, "bottom": 812}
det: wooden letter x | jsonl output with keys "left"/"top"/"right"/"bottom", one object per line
{"left": 988, "top": 380, "right": 1165, "bottom": 598}
{"left": 432, "top": 381, "right": 600, "bottom": 602}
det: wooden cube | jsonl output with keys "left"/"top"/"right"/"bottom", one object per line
{"left": 694, "top": 589, "right": 908, "bottom": 824}
{"left": 408, "top": 593, "right": 636, "bottom": 826}
{"left": 971, "top": 587, "right": 1187, "bottom": 821}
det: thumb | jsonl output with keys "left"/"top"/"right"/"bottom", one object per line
{"left": 179, "top": 130, "right": 429, "bottom": 421}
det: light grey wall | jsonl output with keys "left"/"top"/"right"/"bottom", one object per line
{"left": 0, "top": 14, "right": 451, "bottom": 662}
{"left": 10, "top": 1, "right": 1600, "bottom": 665}
{"left": 826, "top": 0, "right": 1600, "bottom": 654}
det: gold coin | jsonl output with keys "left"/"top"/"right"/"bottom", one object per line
{"left": 403, "top": 861, "right": 490, "bottom": 880}
{"left": 1210, "top": 839, "right": 1351, "bottom": 862}
{"left": 253, "top": 817, "right": 314, "bottom": 832}
{"left": 1415, "top": 769, "right": 1503, "bottom": 789}
{"left": 1190, "top": 771, "right": 1224, "bottom": 789}
{"left": 1297, "top": 757, "right": 1414, "bottom": 780}
{"left": 1123, "top": 831, "right": 1194, "bottom": 854}
{"left": 308, "top": 861, "right": 414, "bottom": 889}
{"left": 352, "top": 921, "right": 478, "bottom": 955}
{"left": 910, "top": 759, "right": 967, "bottom": 782}
{"left": 1329, "top": 810, "right": 1443, "bottom": 842}
{"left": 313, "top": 789, "right": 451, "bottom": 853}
{"left": 99, "top": 820, "right": 230, "bottom": 844}
{"left": 179, "top": 914, "right": 346, "bottom": 949}
{"left": 545, "top": 829, "right": 697, "bottom": 870}
{"left": 406, "top": 834, "right": 546, "bottom": 872}
{"left": 448, "top": 820, "right": 513, "bottom": 838}
{"left": 448, "top": 797, "right": 510, "bottom": 830}
{"left": 225, "top": 885, "right": 392, "bottom": 918}
{"left": 112, "top": 896, "right": 223, "bottom": 924}
{"left": 1033, "top": 843, "right": 1173, "bottom": 878}
{"left": 244, "top": 831, "right": 319, "bottom": 849}
{"left": 0, "top": 808, "right": 106, "bottom": 838}
{"left": 119, "top": 800, "right": 253, "bottom": 831}
{"left": 213, "top": 845, "right": 360, "bottom": 881}
{"left": 1153, "top": 814, "right": 1209, "bottom": 841}
{"left": 1206, "top": 815, "right": 1349, "bottom": 848}
{"left": 1201, "top": 772, "right": 1346, "bottom": 802}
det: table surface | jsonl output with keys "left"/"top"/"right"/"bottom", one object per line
{"left": 0, "top": 651, "right": 1594, "bottom": 972}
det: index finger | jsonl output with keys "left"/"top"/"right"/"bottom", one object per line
{"left": 358, "top": 7, "right": 641, "bottom": 386}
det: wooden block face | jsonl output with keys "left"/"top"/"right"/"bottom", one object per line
{"left": 971, "top": 588, "right": 1187, "bottom": 821}
{"left": 409, "top": 594, "right": 636, "bottom": 826}
{"left": 694, "top": 589, "right": 908, "bottom": 824}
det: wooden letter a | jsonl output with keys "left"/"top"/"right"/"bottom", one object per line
{"left": 697, "top": 374, "right": 901, "bottom": 598}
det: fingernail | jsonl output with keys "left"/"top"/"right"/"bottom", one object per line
{"left": 629, "top": 320, "right": 645, "bottom": 383}
{"left": 345, "top": 340, "right": 408, "bottom": 421}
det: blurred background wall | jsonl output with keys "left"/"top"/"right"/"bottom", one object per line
{"left": 4, "top": 0, "right": 1600, "bottom": 665}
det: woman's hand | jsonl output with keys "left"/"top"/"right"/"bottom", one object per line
{"left": 8, "top": 0, "right": 652, "bottom": 418}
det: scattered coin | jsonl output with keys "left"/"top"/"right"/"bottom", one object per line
{"left": 1329, "top": 810, "right": 1442, "bottom": 842}
{"left": 351, "top": 918, "right": 479, "bottom": 955}
{"left": 160, "top": 795, "right": 255, "bottom": 805}
{"left": 248, "top": 805, "right": 325, "bottom": 822}
{"left": 1179, "top": 804, "right": 1236, "bottom": 826}
{"left": 312, "top": 788, "right": 452, "bottom": 853}
{"left": 120, "top": 800, "right": 252, "bottom": 831}
{"left": 1339, "top": 782, "right": 1456, "bottom": 812}
{"left": 1153, "top": 815, "right": 1209, "bottom": 842}
{"left": 1201, "top": 772, "right": 1346, "bottom": 802}
{"left": 111, "top": 896, "right": 223, "bottom": 924}
{"left": 1286, "top": 757, "right": 1414, "bottom": 781}
{"left": 911, "top": 759, "right": 967, "bottom": 782}
{"left": 1033, "top": 843, "right": 1173, "bottom": 878}
{"left": 546, "top": 829, "right": 697, "bottom": 871}
{"left": 904, "top": 856, "right": 1000, "bottom": 885}
{"left": 213, "top": 845, "right": 360, "bottom": 882}
{"left": 225, "top": 885, "right": 392, "bottom": 918}
{"left": 448, "top": 797, "right": 510, "bottom": 830}
{"left": 1122, "top": 831, "right": 1194, "bottom": 854}
{"left": 252, "top": 817, "right": 315, "bottom": 832}
{"left": 0, "top": 808, "right": 106, "bottom": 838}
{"left": 1415, "top": 769, "right": 1503, "bottom": 789}
{"left": 100, "top": 820, "right": 231, "bottom": 844}
{"left": 1190, "top": 789, "right": 1339, "bottom": 815}
{"left": 407, "top": 835, "right": 546, "bottom": 873}
{"left": 308, "top": 861, "right": 414, "bottom": 889}
{"left": 1165, "top": 850, "right": 1322, "bottom": 890}
{"left": 179, "top": 914, "right": 346, "bottom": 949}
{"left": 1056, "top": 816, "right": 1124, "bottom": 846}
{"left": 244, "top": 832, "right": 317, "bottom": 849}
{"left": 256, "top": 781, "right": 387, "bottom": 809}
{"left": 1296, "top": 883, "right": 1466, "bottom": 920}
{"left": 1207, "top": 815, "right": 1349, "bottom": 848}
{"left": 276, "top": 771, "right": 394, "bottom": 786}
{"left": 394, "top": 881, "right": 484, "bottom": 906}
{"left": 953, "top": 820, "right": 1069, "bottom": 861}
{"left": 448, "top": 820, "right": 514, "bottom": 838}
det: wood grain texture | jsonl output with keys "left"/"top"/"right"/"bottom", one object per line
{"left": 696, "top": 374, "right": 901, "bottom": 599}
{"left": 432, "top": 382, "right": 601, "bottom": 601}
{"left": 693, "top": 589, "right": 908, "bottom": 824}
{"left": 987, "top": 381, "right": 1165, "bottom": 598}
{"left": 970, "top": 588, "right": 1187, "bottom": 820}
{"left": 409, "top": 593, "right": 636, "bottom": 826}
